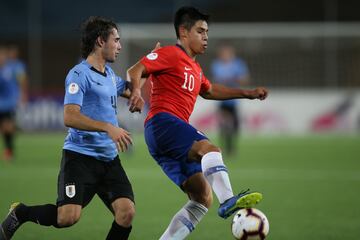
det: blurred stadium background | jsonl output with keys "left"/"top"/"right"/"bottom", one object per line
{"left": 1, "top": 0, "right": 359, "bottom": 239}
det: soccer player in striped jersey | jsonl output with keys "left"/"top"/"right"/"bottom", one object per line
{"left": 128, "top": 6, "right": 268, "bottom": 240}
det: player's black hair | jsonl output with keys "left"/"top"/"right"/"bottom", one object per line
{"left": 80, "top": 16, "right": 118, "bottom": 58}
{"left": 174, "top": 6, "right": 210, "bottom": 39}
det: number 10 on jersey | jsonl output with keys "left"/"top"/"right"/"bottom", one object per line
{"left": 182, "top": 72, "right": 195, "bottom": 92}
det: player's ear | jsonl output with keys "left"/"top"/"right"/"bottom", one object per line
{"left": 96, "top": 36, "right": 105, "bottom": 47}
{"left": 179, "top": 25, "right": 188, "bottom": 39}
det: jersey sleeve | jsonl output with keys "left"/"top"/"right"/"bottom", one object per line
{"left": 140, "top": 47, "right": 176, "bottom": 74}
{"left": 200, "top": 74, "right": 212, "bottom": 94}
{"left": 115, "top": 75, "right": 128, "bottom": 96}
{"left": 64, "top": 68, "right": 88, "bottom": 106}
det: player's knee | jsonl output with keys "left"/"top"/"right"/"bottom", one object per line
{"left": 57, "top": 207, "right": 81, "bottom": 227}
{"left": 192, "top": 190, "right": 213, "bottom": 209}
{"left": 190, "top": 140, "right": 221, "bottom": 161}
{"left": 57, "top": 212, "right": 80, "bottom": 227}
{"left": 205, "top": 145, "right": 221, "bottom": 154}
{"left": 114, "top": 205, "right": 135, "bottom": 227}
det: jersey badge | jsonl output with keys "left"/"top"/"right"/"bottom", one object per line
{"left": 68, "top": 83, "right": 79, "bottom": 94}
{"left": 146, "top": 52, "right": 158, "bottom": 60}
{"left": 65, "top": 184, "right": 76, "bottom": 198}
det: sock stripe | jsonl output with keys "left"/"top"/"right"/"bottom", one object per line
{"left": 178, "top": 216, "right": 195, "bottom": 232}
{"left": 204, "top": 165, "right": 228, "bottom": 177}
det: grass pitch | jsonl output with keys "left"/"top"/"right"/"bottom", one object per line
{"left": 0, "top": 133, "right": 359, "bottom": 239}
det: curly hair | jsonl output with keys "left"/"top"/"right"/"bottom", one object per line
{"left": 80, "top": 16, "right": 118, "bottom": 58}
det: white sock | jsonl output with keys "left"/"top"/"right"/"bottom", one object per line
{"left": 201, "top": 151, "right": 234, "bottom": 204}
{"left": 159, "top": 200, "right": 208, "bottom": 240}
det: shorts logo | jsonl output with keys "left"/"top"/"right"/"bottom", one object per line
{"left": 197, "top": 130, "right": 205, "bottom": 136}
{"left": 65, "top": 184, "right": 76, "bottom": 198}
{"left": 68, "top": 83, "right": 79, "bottom": 94}
{"left": 146, "top": 52, "right": 158, "bottom": 60}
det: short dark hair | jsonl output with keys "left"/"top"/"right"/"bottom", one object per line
{"left": 80, "top": 16, "right": 118, "bottom": 58}
{"left": 174, "top": 6, "right": 209, "bottom": 39}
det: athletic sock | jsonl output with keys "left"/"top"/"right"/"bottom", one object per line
{"left": 106, "top": 221, "right": 132, "bottom": 240}
{"left": 16, "top": 204, "right": 59, "bottom": 227}
{"left": 160, "top": 200, "right": 208, "bottom": 240}
{"left": 201, "top": 151, "right": 234, "bottom": 204}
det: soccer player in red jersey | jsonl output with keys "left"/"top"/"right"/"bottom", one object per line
{"left": 128, "top": 6, "right": 268, "bottom": 239}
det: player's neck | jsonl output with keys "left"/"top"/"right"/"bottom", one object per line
{"left": 86, "top": 53, "right": 106, "bottom": 73}
{"left": 176, "top": 40, "right": 196, "bottom": 60}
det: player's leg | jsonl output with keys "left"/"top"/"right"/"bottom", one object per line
{"left": 0, "top": 112, "right": 16, "bottom": 161}
{"left": 0, "top": 150, "right": 91, "bottom": 239}
{"left": 104, "top": 198, "right": 135, "bottom": 240}
{"left": 189, "top": 140, "right": 262, "bottom": 219}
{"left": 143, "top": 113, "right": 224, "bottom": 238}
{"left": 159, "top": 173, "right": 210, "bottom": 240}
{"left": 99, "top": 156, "right": 135, "bottom": 240}
{"left": 0, "top": 202, "right": 61, "bottom": 240}
{"left": 56, "top": 149, "right": 97, "bottom": 227}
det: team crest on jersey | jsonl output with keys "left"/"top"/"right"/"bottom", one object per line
{"left": 68, "top": 83, "right": 79, "bottom": 94}
{"left": 65, "top": 184, "right": 76, "bottom": 198}
{"left": 146, "top": 52, "right": 158, "bottom": 60}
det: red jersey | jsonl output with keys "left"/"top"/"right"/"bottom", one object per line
{"left": 141, "top": 45, "right": 212, "bottom": 123}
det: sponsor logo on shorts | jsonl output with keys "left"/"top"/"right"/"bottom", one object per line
{"left": 65, "top": 184, "right": 76, "bottom": 198}
{"left": 197, "top": 130, "right": 205, "bottom": 136}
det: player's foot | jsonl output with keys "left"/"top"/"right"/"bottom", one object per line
{"left": 0, "top": 202, "right": 25, "bottom": 240}
{"left": 218, "top": 190, "right": 262, "bottom": 219}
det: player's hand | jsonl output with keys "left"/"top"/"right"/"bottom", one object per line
{"left": 152, "top": 42, "right": 161, "bottom": 52}
{"left": 130, "top": 95, "right": 145, "bottom": 113}
{"left": 107, "top": 126, "right": 133, "bottom": 152}
{"left": 249, "top": 87, "right": 268, "bottom": 100}
{"left": 128, "top": 88, "right": 143, "bottom": 113}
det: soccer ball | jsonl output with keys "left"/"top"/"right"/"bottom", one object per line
{"left": 231, "top": 208, "right": 269, "bottom": 240}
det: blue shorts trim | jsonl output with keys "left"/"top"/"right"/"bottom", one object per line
{"left": 144, "top": 112, "right": 208, "bottom": 187}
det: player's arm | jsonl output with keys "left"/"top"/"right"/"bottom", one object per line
{"left": 120, "top": 80, "right": 146, "bottom": 113}
{"left": 126, "top": 42, "right": 161, "bottom": 111}
{"left": 200, "top": 84, "right": 268, "bottom": 101}
{"left": 64, "top": 104, "right": 132, "bottom": 151}
{"left": 121, "top": 77, "right": 148, "bottom": 99}
{"left": 127, "top": 62, "right": 148, "bottom": 112}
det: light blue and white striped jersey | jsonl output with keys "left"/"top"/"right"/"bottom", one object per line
{"left": 63, "top": 60, "right": 127, "bottom": 161}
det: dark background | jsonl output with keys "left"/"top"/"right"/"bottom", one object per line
{"left": 1, "top": 0, "right": 359, "bottom": 93}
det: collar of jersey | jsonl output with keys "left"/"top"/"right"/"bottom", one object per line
{"left": 81, "top": 60, "right": 108, "bottom": 77}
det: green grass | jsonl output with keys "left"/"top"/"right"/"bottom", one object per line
{"left": 1, "top": 133, "right": 360, "bottom": 239}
